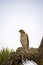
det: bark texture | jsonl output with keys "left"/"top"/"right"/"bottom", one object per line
{"left": 2, "top": 37, "right": 43, "bottom": 65}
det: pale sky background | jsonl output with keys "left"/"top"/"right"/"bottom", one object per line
{"left": 0, "top": 0, "right": 43, "bottom": 65}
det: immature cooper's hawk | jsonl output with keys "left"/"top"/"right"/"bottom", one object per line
{"left": 19, "top": 30, "right": 29, "bottom": 49}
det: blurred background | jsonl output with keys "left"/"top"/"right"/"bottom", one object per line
{"left": 0, "top": 0, "right": 43, "bottom": 65}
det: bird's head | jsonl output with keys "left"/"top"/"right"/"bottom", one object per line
{"left": 19, "top": 29, "right": 25, "bottom": 33}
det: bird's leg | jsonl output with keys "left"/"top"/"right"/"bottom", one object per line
{"left": 22, "top": 47, "right": 29, "bottom": 53}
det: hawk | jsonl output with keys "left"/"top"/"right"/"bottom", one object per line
{"left": 19, "top": 29, "right": 29, "bottom": 49}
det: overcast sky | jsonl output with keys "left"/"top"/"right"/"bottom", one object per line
{"left": 0, "top": 0, "right": 43, "bottom": 65}
{"left": 0, "top": 0, "right": 43, "bottom": 49}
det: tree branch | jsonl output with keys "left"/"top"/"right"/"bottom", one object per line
{"left": 2, "top": 37, "right": 43, "bottom": 65}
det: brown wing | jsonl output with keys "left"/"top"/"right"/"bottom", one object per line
{"left": 26, "top": 34, "right": 29, "bottom": 47}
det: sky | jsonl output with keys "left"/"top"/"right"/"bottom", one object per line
{"left": 0, "top": 0, "right": 43, "bottom": 65}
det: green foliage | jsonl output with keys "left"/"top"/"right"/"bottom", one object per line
{"left": 0, "top": 48, "right": 13, "bottom": 64}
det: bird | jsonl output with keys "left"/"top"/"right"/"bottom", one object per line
{"left": 19, "top": 29, "right": 29, "bottom": 49}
